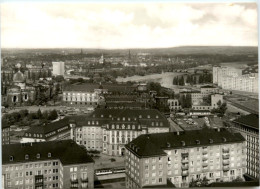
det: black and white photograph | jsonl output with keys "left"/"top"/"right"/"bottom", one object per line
{"left": 0, "top": 1, "right": 259, "bottom": 188}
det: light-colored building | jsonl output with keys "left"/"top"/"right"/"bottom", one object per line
{"left": 125, "top": 128, "right": 246, "bottom": 188}
{"left": 213, "top": 66, "right": 258, "bottom": 93}
{"left": 2, "top": 122, "right": 10, "bottom": 145}
{"left": 52, "top": 62, "right": 65, "bottom": 76}
{"left": 2, "top": 140, "right": 94, "bottom": 189}
{"left": 211, "top": 94, "right": 223, "bottom": 109}
{"left": 70, "top": 109, "right": 170, "bottom": 156}
{"left": 168, "top": 99, "right": 181, "bottom": 111}
{"left": 232, "top": 114, "right": 259, "bottom": 179}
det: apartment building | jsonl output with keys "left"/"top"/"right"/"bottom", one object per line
{"left": 70, "top": 109, "right": 170, "bottom": 156}
{"left": 213, "top": 66, "right": 258, "bottom": 93}
{"left": 2, "top": 140, "right": 94, "bottom": 189}
{"left": 125, "top": 128, "right": 246, "bottom": 188}
{"left": 52, "top": 62, "right": 65, "bottom": 76}
{"left": 232, "top": 114, "right": 259, "bottom": 179}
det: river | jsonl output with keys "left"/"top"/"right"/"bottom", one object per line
{"left": 116, "top": 72, "right": 185, "bottom": 89}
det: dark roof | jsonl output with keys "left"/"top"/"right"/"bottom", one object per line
{"left": 2, "top": 140, "right": 94, "bottom": 165}
{"left": 63, "top": 84, "right": 99, "bottom": 92}
{"left": 24, "top": 117, "right": 70, "bottom": 137}
{"left": 233, "top": 114, "right": 259, "bottom": 130}
{"left": 71, "top": 109, "right": 169, "bottom": 128}
{"left": 200, "top": 85, "right": 217, "bottom": 88}
{"left": 126, "top": 128, "right": 245, "bottom": 158}
{"left": 63, "top": 83, "right": 135, "bottom": 93}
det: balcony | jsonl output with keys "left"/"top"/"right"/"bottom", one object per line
{"left": 222, "top": 148, "right": 230, "bottom": 153}
{"left": 70, "top": 179, "right": 79, "bottom": 183}
{"left": 223, "top": 166, "right": 230, "bottom": 171}
{"left": 202, "top": 150, "right": 208, "bottom": 155}
{"left": 181, "top": 170, "right": 189, "bottom": 176}
{"left": 181, "top": 152, "right": 189, "bottom": 158}
{"left": 202, "top": 163, "right": 208, "bottom": 167}
{"left": 181, "top": 158, "right": 189, "bottom": 163}
{"left": 81, "top": 178, "right": 88, "bottom": 183}
{"left": 202, "top": 167, "right": 209, "bottom": 172}
{"left": 181, "top": 165, "right": 189, "bottom": 170}
{"left": 222, "top": 160, "right": 230, "bottom": 165}
{"left": 202, "top": 156, "right": 208, "bottom": 161}
{"left": 222, "top": 154, "right": 230, "bottom": 159}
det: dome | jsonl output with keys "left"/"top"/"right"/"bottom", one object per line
{"left": 13, "top": 70, "right": 25, "bottom": 83}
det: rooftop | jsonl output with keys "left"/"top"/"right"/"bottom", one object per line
{"left": 233, "top": 114, "right": 259, "bottom": 130}
{"left": 24, "top": 117, "right": 70, "bottom": 137}
{"left": 63, "top": 83, "right": 135, "bottom": 93}
{"left": 126, "top": 128, "right": 245, "bottom": 158}
{"left": 2, "top": 140, "right": 94, "bottom": 165}
{"left": 201, "top": 85, "right": 217, "bottom": 88}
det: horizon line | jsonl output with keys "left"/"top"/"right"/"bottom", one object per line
{"left": 1, "top": 45, "right": 258, "bottom": 50}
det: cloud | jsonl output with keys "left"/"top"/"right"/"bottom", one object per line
{"left": 0, "top": 2, "right": 257, "bottom": 48}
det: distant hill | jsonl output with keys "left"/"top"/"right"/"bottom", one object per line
{"left": 1, "top": 46, "right": 258, "bottom": 56}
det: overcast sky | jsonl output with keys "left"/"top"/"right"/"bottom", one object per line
{"left": 1, "top": 2, "right": 258, "bottom": 49}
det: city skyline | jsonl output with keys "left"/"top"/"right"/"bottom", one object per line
{"left": 1, "top": 2, "right": 258, "bottom": 49}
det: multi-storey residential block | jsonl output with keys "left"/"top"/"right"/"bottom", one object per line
{"left": 232, "top": 114, "right": 259, "bottom": 179}
{"left": 125, "top": 128, "right": 246, "bottom": 188}
{"left": 70, "top": 109, "right": 170, "bottom": 156}
{"left": 2, "top": 140, "right": 94, "bottom": 189}
{"left": 52, "top": 62, "right": 65, "bottom": 76}
{"left": 213, "top": 66, "right": 258, "bottom": 93}
{"left": 21, "top": 118, "right": 71, "bottom": 143}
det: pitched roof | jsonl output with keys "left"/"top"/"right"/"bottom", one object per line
{"left": 126, "top": 128, "right": 245, "bottom": 158}
{"left": 233, "top": 114, "right": 259, "bottom": 130}
{"left": 2, "top": 140, "right": 94, "bottom": 165}
{"left": 24, "top": 117, "right": 70, "bottom": 138}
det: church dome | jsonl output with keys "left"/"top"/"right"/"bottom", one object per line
{"left": 13, "top": 70, "right": 25, "bottom": 83}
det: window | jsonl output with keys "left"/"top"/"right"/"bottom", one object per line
{"left": 48, "top": 153, "right": 51, "bottom": 157}
{"left": 25, "top": 154, "right": 29, "bottom": 160}
{"left": 145, "top": 165, "right": 148, "bottom": 170}
{"left": 159, "top": 178, "right": 162, "bottom": 183}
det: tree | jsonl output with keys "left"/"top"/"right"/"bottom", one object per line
{"left": 37, "top": 109, "right": 42, "bottom": 119}
{"left": 19, "top": 109, "right": 29, "bottom": 118}
{"left": 48, "top": 109, "right": 58, "bottom": 120}
{"left": 232, "top": 176, "right": 244, "bottom": 182}
{"left": 42, "top": 111, "right": 49, "bottom": 120}
{"left": 189, "top": 177, "right": 209, "bottom": 187}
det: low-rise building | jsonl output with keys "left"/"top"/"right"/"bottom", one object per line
{"left": 2, "top": 140, "right": 94, "bottom": 189}
{"left": 125, "top": 128, "right": 246, "bottom": 188}
{"left": 232, "top": 114, "right": 259, "bottom": 179}
{"left": 21, "top": 118, "right": 71, "bottom": 143}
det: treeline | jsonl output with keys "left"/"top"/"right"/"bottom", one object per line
{"left": 2, "top": 109, "right": 59, "bottom": 127}
{"left": 173, "top": 73, "right": 212, "bottom": 85}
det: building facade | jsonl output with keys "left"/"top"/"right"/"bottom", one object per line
{"left": 125, "top": 128, "right": 246, "bottom": 188}
{"left": 2, "top": 140, "right": 94, "bottom": 189}
{"left": 70, "top": 109, "right": 170, "bottom": 156}
{"left": 2, "top": 122, "right": 10, "bottom": 145}
{"left": 52, "top": 62, "right": 65, "bottom": 76}
{"left": 213, "top": 66, "right": 258, "bottom": 93}
{"left": 168, "top": 99, "right": 181, "bottom": 111}
{"left": 232, "top": 114, "right": 259, "bottom": 179}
